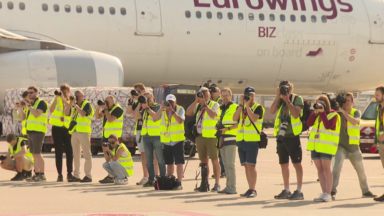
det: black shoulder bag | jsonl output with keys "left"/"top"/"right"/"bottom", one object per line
{"left": 184, "top": 104, "right": 202, "bottom": 142}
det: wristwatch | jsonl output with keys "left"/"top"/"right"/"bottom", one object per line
{"left": 227, "top": 127, "right": 231, "bottom": 131}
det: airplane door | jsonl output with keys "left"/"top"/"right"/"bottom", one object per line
{"left": 135, "top": 0, "right": 162, "bottom": 36}
{"left": 363, "top": 0, "right": 384, "bottom": 44}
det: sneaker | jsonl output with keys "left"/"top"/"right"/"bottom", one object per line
{"left": 240, "top": 189, "right": 252, "bottom": 197}
{"left": 172, "top": 181, "right": 183, "bottom": 190}
{"left": 136, "top": 177, "right": 148, "bottom": 185}
{"left": 27, "top": 175, "right": 38, "bottom": 182}
{"left": 331, "top": 191, "right": 336, "bottom": 200}
{"left": 211, "top": 184, "right": 221, "bottom": 192}
{"left": 24, "top": 171, "right": 32, "bottom": 180}
{"left": 274, "top": 190, "right": 292, "bottom": 199}
{"left": 218, "top": 187, "right": 229, "bottom": 194}
{"left": 314, "top": 193, "right": 326, "bottom": 202}
{"left": 57, "top": 174, "right": 63, "bottom": 182}
{"left": 115, "top": 178, "right": 128, "bottom": 185}
{"left": 289, "top": 190, "right": 304, "bottom": 200}
{"left": 143, "top": 181, "right": 155, "bottom": 187}
{"left": 67, "top": 173, "right": 73, "bottom": 181}
{"left": 374, "top": 194, "right": 384, "bottom": 202}
{"left": 322, "top": 193, "right": 332, "bottom": 202}
{"left": 363, "top": 191, "right": 377, "bottom": 198}
{"left": 35, "top": 174, "right": 46, "bottom": 182}
{"left": 99, "top": 176, "right": 114, "bottom": 184}
{"left": 246, "top": 190, "right": 257, "bottom": 198}
{"left": 11, "top": 173, "right": 24, "bottom": 181}
{"left": 68, "top": 177, "right": 81, "bottom": 182}
{"left": 220, "top": 173, "right": 226, "bottom": 178}
{"left": 80, "top": 176, "right": 92, "bottom": 183}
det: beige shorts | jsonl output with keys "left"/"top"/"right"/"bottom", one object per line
{"left": 8, "top": 156, "right": 33, "bottom": 171}
{"left": 196, "top": 136, "right": 218, "bottom": 160}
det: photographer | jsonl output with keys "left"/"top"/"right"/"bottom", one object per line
{"left": 96, "top": 95, "right": 124, "bottom": 183}
{"left": 64, "top": 90, "right": 94, "bottom": 183}
{"left": 233, "top": 87, "right": 263, "bottom": 198}
{"left": 331, "top": 92, "right": 376, "bottom": 200}
{"left": 49, "top": 83, "right": 73, "bottom": 182}
{"left": 133, "top": 92, "right": 166, "bottom": 187}
{"left": 20, "top": 86, "right": 48, "bottom": 182}
{"left": 306, "top": 95, "right": 340, "bottom": 202}
{"left": 373, "top": 86, "right": 384, "bottom": 202}
{"left": 269, "top": 80, "right": 304, "bottom": 200}
{"left": 215, "top": 88, "right": 238, "bottom": 195}
{"left": 102, "top": 133, "right": 133, "bottom": 185}
{"left": 13, "top": 91, "right": 29, "bottom": 137}
{"left": 152, "top": 94, "right": 186, "bottom": 190}
{"left": 0, "top": 134, "right": 33, "bottom": 181}
{"left": 186, "top": 87, "right": 221, "bottom": 192}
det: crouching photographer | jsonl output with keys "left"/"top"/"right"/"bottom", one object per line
{"left": 13, "top": 91, "right": 29, "bottom": 137}
{"left": 102, "top": 134, "right": 134, "bottom": 185}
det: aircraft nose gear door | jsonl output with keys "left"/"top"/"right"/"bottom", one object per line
{"left": 363, "top": 0, "right": 384, "bottom": 44}
{"left": 135, "top": 0, "right": 163, "bottom": 36}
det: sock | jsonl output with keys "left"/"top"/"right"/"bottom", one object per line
{"left": 297, "top": 188, "right": 302, "bottom": 193}
{"left": 285, "top": 188, "right": 290, "bottom": 193}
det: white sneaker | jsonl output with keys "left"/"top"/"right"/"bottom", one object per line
{"left": 314, "top": 193, "right": 326, "bottom": 202}
{"left": 136, "top": 177, "right": 148, "bottom": 185}
{"left": 322, "top": 193, "right": 332, "bottom": 202}
{"left": 116, "top": 178, "right": 128, "bottom": 185}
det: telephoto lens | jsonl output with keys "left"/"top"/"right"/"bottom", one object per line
{"left": 280, "top": 86, "right": 289, "bottom": 95}
{"left": 131, "top": 90, "right": 139, "bottom": 97}
{"left": 138, "top": 96, "right": 147, "bottom": 104}
{"left": 54, "top": 90, "right": 62, "bottom": 96}
{"left": 69, "top": 96, "right": 75, "bottom": 101}
{"left": 164, "top": 101, "right": 170, "bottom": 107}
{"left": 314, "top": 103, "right": 323, "bottom": 110}
{"left": 97, "top": 100, "right": 105, "bottom": 106}
{"left": 276, "top": 121, "right": 289, "bottom": 143}
{"left": 243, "top": 95, "right": 250, "bottom": 101}
{"left": 197, "top": 92, "right": 204, "bottom": 98}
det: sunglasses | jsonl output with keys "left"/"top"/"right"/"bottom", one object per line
{"left": 27, "top": 91, "right": 35, "bottom": 94}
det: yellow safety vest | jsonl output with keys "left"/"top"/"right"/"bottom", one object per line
{"left": 236, "top": 103, "right": 265, "bottom": 142}
{"left": 160, "top": 105, "right": 186, "bottom": 143}
{"left": 111, "top": 144, "right": 134, "bottom": 177}
{"left": 69, "top": 100, "right": 94, "bottom": 135}
{"left": 376, "top": 106, "right": 384, "bottom": 144}
{"left": 26, "top": 98, "right": 48, "bottom": 133}
{"left": 307, "top": 112, "right": 341, "bottom": 155}
{"left": 103, "top": 104, "right": 124, "bottom": 138}
{"left": 195, "top": 101, "right": 220, "bottom": 138}
{"left": 9, "top": 137, "right": 34, "bottom": 164}
{"left": 346, "top": 108, "right": 360, "bottom": 145}
{"left": 273, "top": 94, "right": 303, "bottom": 136}
{"left": 49, "top": 97, "right": 72, "bottom": 128}
{"left": 220, "top": 103, "right": 238, "bottom": 137}
{"left": 21, "top": 108, "right": 28, "bottom": 136}
{"left": 141, "top": 104, "right": 161, "bottom": 136}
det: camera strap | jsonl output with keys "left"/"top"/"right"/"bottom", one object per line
{"left": 380, "top": 107, "right": 384, "bottom": 132}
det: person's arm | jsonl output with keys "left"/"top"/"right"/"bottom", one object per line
{"left": 126, "top": 99, "right": 135, "bottom": 115}
{"left": 133, "top": 104, "right": 143, "bottom": 120}
{"left": 246, "top": 104, "right": 261, "bottom": 123}
{"left": 152, "top": 101, "right": 165, "bottom": 122}
{"left": 95, "top": 106, "right": 104, "bottom": 120}
{"left": 49, "top": 96, "right": 58, "bottom": 113}
{"left": 186, "top": 101, "right": 198, "bottom": 117}
{"left": 281, "top": 95, "right": 301, "bottom": 119}
{"left": 64, "top": 101, "right": 72, "bottom": 117}
{"left": 105, "top": 110, "right": 118, "bottom": 123}
{"left": 111, "top": 147, "right": 125, "bottom": 162}
{"left": 19, "top": 106, "right": 26, "bottom": 121}
{"left": 2, "top": 151, "right": 12, "bottom": 164}
{"left": 29, "top": 105, "right": 44, "bottom": 118}
{"left": 233, "top": 97, "right": 244, "bottom": 122}
{"left": 13, "top": 145, "right": 26, "bottom": 158}
{"left": 306, "top": 112, "right": 318, "bottom": 127}
{"left": 340, "top": 109, "right": 360, "bottom": 126}
{"left": 204, "top": 103, "right": 218, "bottom": 119}
{"left": 172, "top": 107, "right": 184, "bottom": 124}
{"left": 320, "top": 112, "right": 337, "bottom": 130}
{"left": 146, "top": 105, "right": 158, "bottom": 117}
{"left": 76, "top": 103, "right": 91, "bottom": 117}
{"left": 270, "top": 88, "right": 281, "bottom": 115}
{"left": 102, "top": 147, "right": 112, "bottom": 162}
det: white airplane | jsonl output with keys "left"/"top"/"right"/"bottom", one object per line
{"left": 0, "top": 0, "right": 383, "bottom": 100}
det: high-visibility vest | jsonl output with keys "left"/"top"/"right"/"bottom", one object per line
{"left": 9, "top": 137, "right": 34, "bottom": 164}
{"left": 273, "top": 94, "right": 303, "bottom": 136}
{"left": 307, "top": 112, "right": 341, "bottom": 155}
{"left": 111, "top": 144, "right": 133, "bottom": 177}
{"left": 49, "top": 97, "right": 72, "bottom": 128}
{"left": 376, "top": 106, "right": 383, "bottom": 144}
{"left": 220, "top": 103, "right": 238, "bottom": 137}
{"left": 346, "top": 108, "right": 360, "bottom": 145}
{"left": 236, "top": 103, "right": 265, "bottom": 142}
{"left": 26, "top": 98, "right": 48, "bottom": 133}
{"left": 160, "top": 105, "right": 185, "bottom": 143}
{"left": 141, "top": 104, "right": 161, "bottom": 136}
{"left": 21, "top": 108, "right": 28, "bottom": 136}
{"left": 69, "top": 100, "right": 94, "bottom": 135}
{"left": 103, "top": 104, "right": 124, "bottom": 138}
{"left": 195, "top": 101, "right": 220, "bottom": 138}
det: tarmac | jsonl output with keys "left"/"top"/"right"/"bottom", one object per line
{"left": 0, "top": 129, "right": 383, "bottom": 216}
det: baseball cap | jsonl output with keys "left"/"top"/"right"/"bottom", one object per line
{"left": 244, "top": 87, "right": 255, "bottom": 95}
{"left": 166, "top": 94, "right": 176, "bottom": 102}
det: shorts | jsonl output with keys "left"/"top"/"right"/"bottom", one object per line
{"left": 277, "top": 136, "right": 302, "bottom": 164}
{"left": 27, "top": 132, "right": 45, "bottom": 154}
{"left": 311, "top": 150, "right": 333, "bottom": 160}
{"left": 8, "top": 156, "right": 33, "bottom": 171}
{"left": 163, "top": 142, "right": 185, "bottom": 165}
{"left": 237, "top": 140, "right": 259, "bottom": 166}
{"left": 136, "top": 130, "right": 145, "bottom": 153}
{"left": 195, "top": 136, "right": 218, "bottom": 160}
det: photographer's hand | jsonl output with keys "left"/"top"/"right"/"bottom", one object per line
{"left": 281, "top": 94, "right": 290, "bottom": 103}
{"left": 319, "top": 106, "right": 325, "bottom": 113}
{"left": 276, "top": 87, "right": 281, "bottom": 97}
{"left": 240, "top": 95, "right": 245, "bottom": 106}
{"left": 220, "top": 128, "right": 228, "bottom": 133}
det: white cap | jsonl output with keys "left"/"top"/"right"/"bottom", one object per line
{"left": 166, "top": 94, "right": 176, "bottom": 102}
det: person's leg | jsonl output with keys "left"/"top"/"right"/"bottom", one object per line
{"left": 220, "top": 147, "right": 229, "bottom": 189}
{"left": 14, "top": 155, "right": 23, "bottom": 172}
{"left": 173, "top": 141, "right": 185, "bottom": 182}
{"left": 110, "top": 161, "right": 128, "bottom": 179}
{"left": 143, "top": 137, "right": 155, "bottom": 181}
{"left": 137, "top": 131, "right": 149, "bottom": 179}
{"left": 102, "top": 162, "right": 116, "bottom": 177}
{"left": 226, "top": 145, "right": 237, "bottom": 192}
{"left": 277, "top": 141, "right": 290, "bottom": 191}
{"left": 153, "top": 137, "right": 166, "bottom": 177}
{"left": 154, "top": 153, "right": 160, "bottom": 177}
{"left": 245, "top": 141, "right": 259, "bottom": 191}
{"left": 63, "top": 128, "right": 73, "bottom": 175}
{"left": 0, "top": 160, "right": 15, "bottom": 171}
{"left": 71, "top": 132, "right": 81, "bottom": 178}
{"left": 287, "top": 137, "right": 303, "bottom": 190}
{"left": 22, "top": 156, "right": 33, "bottom": 171}
{"left": 196, "top": 136, "right": 209, "bottom": 177}
{"left": 163, "top": 144, "right": 174, "bottom": 176}
{"left": 321, "top": 158, "right": 333, "bottom": 195}
{"left": 349, "top": 149, "right": 370, "bottom": 194}
{"left": 332, "top": 147, "right": 347, "bottom": 194}
{"left": 206, "top": 138, "right": 220, "bottom": 185}
{"left": 79, "top": 133, "right": 92, "bottom": 179}
{"left": 32, "top": 133, "right": 46, "bottom": 174}
{"left": 246, "top": 165, "right": 257, "bottom": 190}
{"left": 314, "top": 159, "right": 326, "bottom": 193}
{"left": 219, "top": 150, "right": 225, "bottom": 175}
{"left": 378, "top": 144, "right": 384, "bottom": 169}
{"left": 52, "top": 126, "right": 64, "bottom": 175}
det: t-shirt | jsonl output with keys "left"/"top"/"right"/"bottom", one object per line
{"left": 11, "top": 138, "right": 27, "bottom": 153}
{"left": 102, "top": 105, "right": 124, "bottom": 127}
{"left": 133, "top": 101, "right": 143, "bottom": 131}
{"left": 238, "top": 105, "right": 264, "bottom": 123}
{"left": 277, "top": 95, "right": 304, "bottom": 137}
{"left": 141, "top": 104, "right": 161, "bottom": 138}
{"left": 193, "top": 101, "right": 220, "bottom": 134}
{"left": 339, "top": 109, "right": 361, "bottom": 152}
{"left": 163, "top": 106, "right": 185, "bottom": 146}
{"left": 27, "top": 98, "right": 48, "bottom": 133}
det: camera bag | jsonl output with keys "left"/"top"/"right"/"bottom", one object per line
{"left": 184, "top": 104, "right": 202, "bottom": 142}
{"left": 154, "top": 175, "right": 178, "bottom": 190}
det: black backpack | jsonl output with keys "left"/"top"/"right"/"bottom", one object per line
{"left": 154, "top": 176, "right": 178, "bottom": 190}
{"left": 184, "top": 104, "right": 201, "bottom": 142}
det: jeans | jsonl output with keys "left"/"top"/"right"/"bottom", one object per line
{"left": 220, "top": 145, "right": 237, "bottom": 191}
{"left": 143, "top": 136, "right": 166, "bottom": 181}
{"left": 103, "top": 161, "right": 128, "bottom": 180}
{"left": 219, "top": 151, "right": 225, "bottom": 174}
{"left": 332, "top": 146, "right": 370, "bottom": 194}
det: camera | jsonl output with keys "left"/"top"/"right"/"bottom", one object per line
{"left": 243, "top": 95, "right": 250, "bottom": 101}
{"left": 138, "top": 96, "right": 147, "bottom": 104}
{"left": 313, "top": 103, "right": 324, "bottom": 110}
{"left": 0, "top": 155, "right": 6, "bottom": 161}
{"left": 22, "top": 91, "right": 28, "bottom": 98}
{"left": 325, "top": 93, "right": 346, "bottom": 111}
{"left": 131, "top": 90, "right": 140, "bottom": 97}
{"left": 164, "top": 101, "right": 170, "bottom": 107}
{"left": 97, "top": 100, "right": 105, "bottom": 106}
{"left": 214, "top": 123, "right": 225, "bottom": 138}
{"left": 69, "top": 96, "right": 75, "bottom": 101}
{"left": 54, "top": 90, "right": 62, "bottom": 96}
{"left": 276, "top": 121, "right": 289, "bottom": 143}
{"left": 102, "top": 142, "right": 109, "bottom": 147}
{"left": 197, "top": 92, "right": 204, "bottom": 98}
{"left": 21, "top": 101, "right": 25, "bottom": 106}
{"left": 280, "top": 86, "right": 289, "bottom": 95}
{"left": 68, "top": 121, "right": 77, "bottom": 131}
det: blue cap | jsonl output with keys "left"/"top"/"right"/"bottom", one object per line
{"left": 244, "top": 87, "right": 255, "bottom": 95}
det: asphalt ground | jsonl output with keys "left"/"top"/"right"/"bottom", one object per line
{"left": 0, "top": 129, "right": 383, "bottom": 216}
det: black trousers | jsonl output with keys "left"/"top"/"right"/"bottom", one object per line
{"left": 52, "top": 126, "right": 73, "bottom": 175}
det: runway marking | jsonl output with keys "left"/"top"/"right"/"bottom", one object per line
{"left": 5, "top": 211, "right": 214, "bottom": 216}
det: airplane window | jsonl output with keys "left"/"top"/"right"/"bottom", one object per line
{"left": 238, "top": 13, "right": 244, "bottom": 20}
{"left": 87, "top": 6, "right": 93, "bottom": 14}
{"left": 196, "top": 11, "right": 201, "bottom": 19}
{"left": 321, "top": 15, "right": 327, "bottom": 23}
{"left": 7, "top": 2, "right": 13, "bottom": 10}
{"left": 65, "top": 5, "right": 70, "bottom": 13}
{"left": 185, "top": 10, "right": 191, "bottom": 18}
{"left": 228, "top": 12, "right": 233, "bottom": 20}
{"left": 19, "top": 2, "right": 25, "bottom": 10}
{"left": 207, "top": 11, "right": 212, "bottom": 19}
{"left": 110, "top": 7, "right": 115, "bottom": 15}
{"left": 301, "top": 15, "right": 306, "bottom": 22}
{"left": 121, "top": 7, "right": 126, "bottom": 15}
{"left": 99, "top": 6, "right": 104, "bottom": 14}
{"left": 42, "top": 3, "right": 48, "bottom": 11}
{"left": 76, "top": 5, "right": 82, "bottom": 13}
{"left": 290, "top": 14, "right": 296, "bottom": 22}
{"left": 248, "top": 13, "right": 254, "bottom": 21}
{"left": 280, "top": 14, "right": 285, "bottom": 22}
{"left": 217, "top": 12, "right": 223, "bottom": 19}
{"left": 270, "top": 14, "right": 275, "bottom": 21}
{"left": 259, "top": 13, "right": 265, "bottom": 21}
{"left": 311, "top": 15, "right": 317, "bottom": 23}
{"left": 53, "top": 4, "right": 59, "bottom": 12}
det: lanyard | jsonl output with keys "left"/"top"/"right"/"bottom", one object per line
{"left": 242, "top": 104, "right": 256, "bottom": 127}
{"left": 342, "top": 115, "right": 348, "bottom": 132}
{"left": 316, "top": 115, "right": 322, "bottom": 133}
{"left": 142, "top": 110, "right": 149, "bottom": 125}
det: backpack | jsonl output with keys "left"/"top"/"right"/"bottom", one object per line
{"left": 154, "top": 175, "right": 178, "bottom": 190}
{"left": 293, "top": 95, "right": 312, "bottom": 132}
